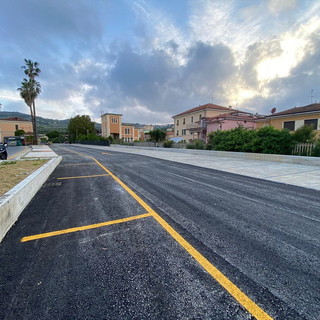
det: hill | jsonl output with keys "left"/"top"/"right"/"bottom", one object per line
{"left": 0, "top": 111, "right": 101, "bottom": 133}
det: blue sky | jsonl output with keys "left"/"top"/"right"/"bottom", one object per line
{"left": 0, "top": 0, "right": 319, "bottom": 124}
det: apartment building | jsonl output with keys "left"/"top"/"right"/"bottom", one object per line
{"left": 122, "top": 123, "right": 140, "bottom": 142}
{"left": 256, "top": 103, "right": 320, "bottom": 137}
{"left": 172, "top": 103, "right": 236, "bottom": 142}
{"left": 0, "top": 117, "right": 32, "bottom": 142}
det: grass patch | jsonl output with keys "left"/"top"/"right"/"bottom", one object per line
{"left": 0, "top": 159, "right": 48, "bottom": 196}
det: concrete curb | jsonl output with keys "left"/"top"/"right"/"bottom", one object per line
{"left": 110, "top": 145, "right": 320, "bottom": 167}
{"left": 0, "top": 156, "right": 62, "bottom": 243}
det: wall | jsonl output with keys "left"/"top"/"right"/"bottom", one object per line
{"left": 256, "top": 113, "right": 320, "bottom": 136}
{"left": 0, "top": 120, "right": 32, "bottom": 142}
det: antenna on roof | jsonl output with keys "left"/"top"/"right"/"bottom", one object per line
{"left": 271, "top": 107, "right": 276, "bottom": 114}
{"left": 310, "top": 89, "right": 314, "bottom": 104}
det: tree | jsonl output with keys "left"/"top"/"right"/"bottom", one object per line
{"left": 18, "top": 59, "right": 41, "bottom": 144}
{"left": 68, "top": 115, "right": 95, "bottom": 142}
{"left": 149, "top": 129, "right": 166, "bottom": 142}
{"left": 46, "top": 131, "right": 61, "bottom": 140}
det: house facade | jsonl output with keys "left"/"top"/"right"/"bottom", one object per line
{"left": 0, "top": 117, "right": 32, "bottom": 142}
{"left": 256, "top": 103, "right": 320, "bottom": 136}
{"left": 205, "top": 112, "right": 257, "bottom": 141}
{"left": 172, "top": 103, "right": 237, "bottom": 142}
{"left": 101, "top": 113, "right": 142, "bottom": 142}
{"left": 101, "top": 113, "right": 123, "bottom": 140}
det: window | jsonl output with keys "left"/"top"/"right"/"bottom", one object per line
{"left": 191, "top": 116, "right": 193, "bottom": 123}
{"left": 111, "top": 117, "right": 118, "bottom": 124}
{"left": 199, "top": 114, "right": 202, "bottom": 120}
{"left": 304, "top": 119, "right": 318, "bottom": 129}
{"left": 283, "top": 121, "right": 295, "bottom": 131}
{"left": 182, "top": 129, "right": 186, "bottom": 135}
{"left": 176, "top": 119, "right": 179, "bottom": 126}
{"left": 15, "top": 125, "right": 19, "bottom": 130}
{"left": 176, "top": 130, "right": 179, "bottom": 136}
{"left": 183, "top": 118, "right": 185, "bottom": 124}
{"left": 125, "top": 128, "right": 130, "bottom": 134}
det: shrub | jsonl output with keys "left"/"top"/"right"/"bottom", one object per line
{"left": 163, "top": 140, "right": 174, "bottom": 148}
{"left": 208, "top": 126, "right": 294, "bottom": 155}
{"left": 292, "top": 125, "right": 316, "bottom": 143}
{"left": 311, "top": 140, "right": 320, "bottom": 157}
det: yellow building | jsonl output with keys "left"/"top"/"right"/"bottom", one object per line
{"left": 172, "top": 103, "right": 236, "bottom": 142}
{"left": 101, "top": 113, "right": 142, "bottom": 142}
{"left": 0, "top": 117, "right": 33, "bottom": 142}
{"left": 256, "top": 103, "right": 320, "bottom": 137}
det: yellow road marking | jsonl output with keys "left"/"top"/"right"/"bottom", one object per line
{"left": 62, "top": 148, "right": 273, "bottom": 320}
{"left": 57, "top": 174, "right": 110, "bottom": 180}
{"left": 21, "top": 213, "right": 152, "bottom": 242}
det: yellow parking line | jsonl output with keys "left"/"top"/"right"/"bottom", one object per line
{"left": 21, "top": 213, "right": 152, "bottom": 242}
{"left": 57, "top": 174, "right": 109, "bottom": 180}
{"left": 63, "top": 148, "right": 273, "bottom": 320}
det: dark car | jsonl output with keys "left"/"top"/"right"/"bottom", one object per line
{"left": 0, "top": 143, "right": 8, "bottom": 160}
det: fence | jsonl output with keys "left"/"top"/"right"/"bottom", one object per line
{"left": 293, "top": 143, "right": 316, "bottom": 156}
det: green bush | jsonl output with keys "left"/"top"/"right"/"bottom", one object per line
{"left": 292, "top": 125, "right": 316, "bottom": 143}
{"left": 163, "top": 140, "right": 174, "bottom": 148}
{"left": 311, "top": 141, "right": 320, "bottom": 157}
{"left": 208, "top": 126, "right": 294, "bottom": 155}
{"left": 186, "top": 140, "right": 205, "bottom": 149}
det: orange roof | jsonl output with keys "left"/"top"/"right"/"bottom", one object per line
{"left": 172, "top": 103, "right": 235, "bottom": 118}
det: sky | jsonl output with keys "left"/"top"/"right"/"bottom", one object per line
{"left": 0, "top": 0, "right": 319, "bottom": 124}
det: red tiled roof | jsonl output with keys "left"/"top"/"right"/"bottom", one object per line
{"left": 172, "top": 103, "right": 235, "bottom": 118}
{"left": 1, "top": 117, "right": 30, "bottom": 121}
{"left": 204, "top": 111, "right": 256, "bottom": 122}
{"left": 267, "top": 103, "right": 320, "bottom": 117}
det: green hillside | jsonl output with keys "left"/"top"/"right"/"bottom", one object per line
{"left": 0, "top": 111, "right": 101, "bottom": 133}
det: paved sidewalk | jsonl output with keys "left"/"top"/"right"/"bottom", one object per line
{"left": 22, "top": 145, "right": 59, "bottom": 159}
{"left": 70, "top": 144, "right": 320, "bottom": 191}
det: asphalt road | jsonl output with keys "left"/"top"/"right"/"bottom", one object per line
{"left": 0, "top": 144, "right": 319, "bottom": 319}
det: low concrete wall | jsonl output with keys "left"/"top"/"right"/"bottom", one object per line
{"left": 0, "top": 156, "right": 62, "bottom": 242}
{"left": 110, "top": 145, "right": 320, "bottom": 166}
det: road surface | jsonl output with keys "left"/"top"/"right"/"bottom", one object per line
{"left": 0, "top": 145, "right": 319, "bottom": 319}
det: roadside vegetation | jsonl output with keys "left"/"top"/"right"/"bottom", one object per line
{"left": 184, "top": 125, "right": 320, "bottom": 156}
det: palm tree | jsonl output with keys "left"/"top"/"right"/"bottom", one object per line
{"left": 17, "top": 78, "right": 41, "bottom": 144}
{"left": 20, "top": 59, "right": 41, "bottom": 144}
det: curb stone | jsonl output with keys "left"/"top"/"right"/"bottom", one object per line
{"left": 0, "top": 156, "right": 62, "bottom": 243}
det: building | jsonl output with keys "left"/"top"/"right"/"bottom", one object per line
{"left": 0, "top": 117, "right": 32, "bottom": 143}
{"left": 256, "top": 103, "right": 320, "bottom": 136}
{"left": 172, "top": 103, "right": 237, "bottom": 142}
{"left": 101, "top": 113, "right": 142, "bottom": 142}
{"left": 204, "top": 111, "right": 257, "bottom": 141}
{"left": 101, "top": 113, "right": 122, "bottom": 140}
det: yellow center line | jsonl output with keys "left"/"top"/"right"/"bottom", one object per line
{"left": 57, "top": 174, "right": 110, "bottom": 180}
{"left": 62, "top": 148, "right": 273, "bottom": 320}
{"left": 21, "top": 213, "right": 152, "bottom": 242}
